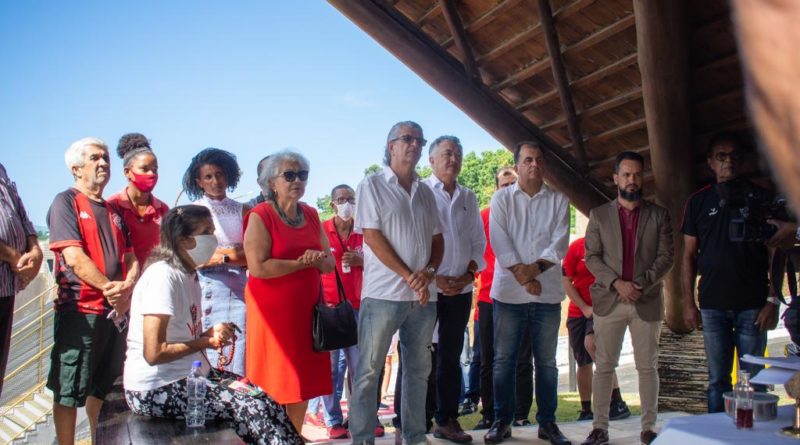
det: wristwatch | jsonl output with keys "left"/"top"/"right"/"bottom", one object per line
{"left": 767, "top": 296, "right": 781, "bottom": 306}
{"left": 536, "top": 261, "right": 547, "bottom": 273}
{"left": 425, "top": 266, "right": 436, "bottom": 278}
{"left": 222, "top": 254, "right": 230, "bottom": 264}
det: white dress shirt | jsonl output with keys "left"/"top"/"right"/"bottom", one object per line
{"left": 355, "top": 167, "right": 441, "bottom": 302}
{"left": 423, "top": 175, "right": 486, "bottom": 294}
{"left": 489, "top": 182, "right": 570, "bottom": 304}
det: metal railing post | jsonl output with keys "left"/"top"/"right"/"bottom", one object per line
{"left": 38, "top": 284, "right": 45, "bottom": 383}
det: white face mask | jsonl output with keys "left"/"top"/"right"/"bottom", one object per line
{"left": 336, "top": 202, "right": 354, "bottom": 221}
{"left": 186, "top": 234, "right": 218, "bottom": 266}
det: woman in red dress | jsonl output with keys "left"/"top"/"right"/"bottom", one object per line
{"left": 243, "top": 150, "right": 333, "bottom": 434}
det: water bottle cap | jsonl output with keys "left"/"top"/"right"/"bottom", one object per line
{"left": 192, "top": 360, "right": 202, "bottom": 368}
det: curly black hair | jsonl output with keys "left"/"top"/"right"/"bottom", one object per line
{"left": 116, "top": 132, "right": 154, "bottom": 167}
{"left": 182, "top": 148, "right": 242, "bottom": 201}
{"left": 117, "top": 133, "right": 151, "bottom": 158}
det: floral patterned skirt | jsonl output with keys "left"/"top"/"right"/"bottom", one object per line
{"left": 124, "top": 370, "right": 302, "bottom": 445}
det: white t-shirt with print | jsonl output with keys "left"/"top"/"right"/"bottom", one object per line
{"left": 123, "top": 260, "right": 210, "bottom": 391}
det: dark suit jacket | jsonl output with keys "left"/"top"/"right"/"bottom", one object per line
{"left": 584, "top": 199, "right": 674, "bottom": 322}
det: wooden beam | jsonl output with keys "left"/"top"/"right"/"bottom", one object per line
{"left": 538, "top": 0, "right": 588, "bottom": 168}
{"left": 564, "top": 117, "right": 647, "bottom": 150}
{"left": 634, "top": 0, "right": 695, "bottom": 334}
{"left": 439, "top": 0, "right": 479, "bottom": 81}
{"left": 493, "top": 16, "right": 636, "bottom": 92}
{"left": 541, "top": 87, "right": 643, "bottom": 131}
{"left": 515, "top": 52, "right": 638, "bottom": 110}
{"left": 475, "top": 0, "right": 600, "bottom": 64}
{"left": 416, "top": 4, "right": 441, "bottom": 27}
{"left": 327, "top": 0, "right": 613, "bottom": 213}
{"left": 441, "top": 0, "right": 524, "bottom": 48}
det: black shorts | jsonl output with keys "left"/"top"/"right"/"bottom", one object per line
{"left": 566, "top": 316, "right": 594, "bottom": 367}
{"left": 46, "top": 311, "right": 126, "bottom": 407}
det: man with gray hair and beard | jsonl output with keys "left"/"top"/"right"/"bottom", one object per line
{"left": 423, "top": 135, "right": 485, "bottom": 443}
{"left": 47, "top": 137, "right": 139, "bottom": 444}
{"left": 349, "top": 121, "right": 443, "bottom": 445}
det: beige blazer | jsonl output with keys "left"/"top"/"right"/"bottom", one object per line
{"left": 584, "top": 199, "right": 674, "bottom": 322}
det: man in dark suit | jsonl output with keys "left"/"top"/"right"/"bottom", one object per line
{"left": 580, "top": 151, "right": 674, "bottom": 445}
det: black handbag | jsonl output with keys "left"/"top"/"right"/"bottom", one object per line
{"left": 312, "top": 269, "right": 358, "bottom": 352}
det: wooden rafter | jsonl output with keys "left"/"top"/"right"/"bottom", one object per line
{"left": 541, "top": 87, "right": 643, "bottom": 131}
{"left": 537, "top": 0, "right": 587, "bottom": 167}
{"left": 493, "top": 15, "right": 636, "bottom": 92}
{"left": 515, "top": 52, "right": 638, "bottom": 110}
{"left": 439, "top": 0, "right": 479, "bottom": 81}
{"left": 416, "top": 3, "right": 441, "bottom": 26}
{"left": 564, "top": 117, "right": 647, "bottom": 150}
{"left": 441, "top": 0, "right": 524, "bottom": 48}
{"left": 327, "top": 0, "right": 613, "bottom": 213}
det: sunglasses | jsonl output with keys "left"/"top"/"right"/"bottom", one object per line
{"left": 391, "top": 134, "right": 427, "bottom": 147}
{"left": 280, "top": 170, "right": 309, "bottom": 182}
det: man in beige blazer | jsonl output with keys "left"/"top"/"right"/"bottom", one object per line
{"left": 580, "top": 151, "right": 674, "bottom": 445}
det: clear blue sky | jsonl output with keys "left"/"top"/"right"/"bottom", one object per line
{"left": 0, "top": 1, "right": 502, "bottom": 227}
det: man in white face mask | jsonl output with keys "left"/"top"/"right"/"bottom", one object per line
{"left": 312, "top": 184, "right": 365, "bottom": 439}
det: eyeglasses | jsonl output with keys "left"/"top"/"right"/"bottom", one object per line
{"left": 280, "top": 170, "right": 309, "bottom": 182}
{"left": 334, "top": 197, "right": 356, "bottom": 205}
{"left": 391, "top": 134, "right": 427, "bottom": 147}
{"left": 712, "top": 151, "right": 740, "bottom": 162}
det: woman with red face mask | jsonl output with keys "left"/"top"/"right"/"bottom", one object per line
{"left": 108, "top": 133, "right": 169, "bottom": 268}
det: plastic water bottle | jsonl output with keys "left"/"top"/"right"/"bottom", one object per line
{"left": 186, "top": 360, "right": 207, "bottom": 428}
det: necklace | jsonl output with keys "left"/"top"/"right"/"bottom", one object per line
{"left": 217, "top": 332, "right": 237, "bottom": 370}
{"left": 273, "top": 199, "right": 304, "bottom": 227}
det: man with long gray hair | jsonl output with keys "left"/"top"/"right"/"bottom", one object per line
{"left": 349, "top": 121, "right": 443, "bottom": 445}
{"left": 47, "top": 137, "right": 139, "bottom": 444}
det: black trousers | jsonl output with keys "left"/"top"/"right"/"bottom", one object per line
{"left": 477, "top": 301, "right": 533, "bottom": 421}
{"left": 434, "top": 292, "right": 472, "bottom": 424}
{"left": 392, "top": 343, "right": 437, "bottom": 432}
{"left": 0, "top": 295, "right": 15, "bottom": 397}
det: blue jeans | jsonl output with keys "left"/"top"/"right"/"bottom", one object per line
{"left": 701, "top": 308, "right": 768, "bottom": 413}
{"left": 322, "top": 309, "right": 360, "bottom": 427}
{"left": 350, "top": 298, "right": 436, "bottom": 444}
{"left": 492, "top": 300, "right": 560, "bottom": 424}
{"left": 463, "top": 320, "right": 481, "bottom": 405}
{"left": 198, "top": 265, "right": 247, "bottom": 376}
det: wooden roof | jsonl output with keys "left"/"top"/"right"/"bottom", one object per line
{"left": 329, "top": 0, "right": 757, "bottom": 214}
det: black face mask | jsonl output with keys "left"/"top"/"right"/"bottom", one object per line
{"left": 618, "top": 186, "right": 642, "bottom": 202}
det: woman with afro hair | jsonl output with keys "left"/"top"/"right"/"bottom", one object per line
{"left": 108, "top": 133, "right": 169, "bottom": 268}
{"left": 182, "top": 148, "right": 250, "bottom": 375}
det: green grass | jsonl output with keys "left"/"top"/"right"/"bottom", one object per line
{"left": 456, "top": 392, "right": 643, "bottom": 429}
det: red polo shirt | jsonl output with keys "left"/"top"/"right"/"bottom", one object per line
{"left": 108, "top": 189, "right": 168, "bottom": 267}
{"left": 321, "top": 218, "right": 363, "bottom": 309}
{"left": 477, "top": 207, "right": 495, "bottom": 306}
{"left": 563, "top": 238, "right": 594, "bottom": 318}
{"left": 617, "top": 204, "right": 640, "bottom": 281}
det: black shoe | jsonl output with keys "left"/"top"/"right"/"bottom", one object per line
{"left": 483, "top": 421, "right": 512, "bottom": 444}
{"left": 460, "top": 401, "right": 477, "bottom": 415}
{"left": 577, "top": 410, "right": 594, "bottom": 421}
{"left": 640, "top": 430, "right": 657, "bottom": 445}
{"left": 512, "top": 418, "right": 531, "bottom": 426}
{"left": 538, "top": 422, "right": 572, "bottom": 445}
{"left": 580, "top": 428, "right": 609, "bottom": 445}
{"left": 609, "top": 400, "right": 631, "bottom": 421}
{"left": 473, "top": 417, "right": 494, "bottom": 430}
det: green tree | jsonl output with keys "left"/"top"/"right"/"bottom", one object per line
{"left": 457, "top": 149, "right": 514, "bottom": 208}
{"left": 316, "top": 194, "right": 334, "bottom": 221}
{"left": 363, "top": 164, "right": 382, "bottom": 176}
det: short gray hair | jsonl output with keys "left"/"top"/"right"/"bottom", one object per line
{"left": 428, "top": 135, "right": 463, "bottom": 156}
{"left": 257, "top": 149, "right": 310, "bottom": 199}
{"left": 383, "top": 121, "right": 423, "bottom": 166}
{"left": 64, "top": 137, "right": 108, "bottom": 169}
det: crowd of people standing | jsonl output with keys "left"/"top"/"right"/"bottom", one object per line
{"left": 0, "top": 122, "right": 785, "bottom": 445}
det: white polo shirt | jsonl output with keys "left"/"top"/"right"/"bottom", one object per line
{"left": 423, "top": 175, "right": 486, "bottom": 294}
{"left": 489, "top": 182, "right": 570, "bottom": 304}
{"left": 355, "top": 167, "right": 441, "bottom": 302}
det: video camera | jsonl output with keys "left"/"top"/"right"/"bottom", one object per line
{"left": 718, "top": 180, "right": 790, "bottom": 242}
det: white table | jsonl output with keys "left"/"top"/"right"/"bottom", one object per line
{"left": 653, "top": 405, "right": 797, "bottom": 445}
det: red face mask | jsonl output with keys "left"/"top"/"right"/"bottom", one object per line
{"left": 130, "top": 172, "right": 158, "bottom": 193}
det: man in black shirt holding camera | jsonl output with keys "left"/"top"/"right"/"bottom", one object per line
{"left": 680, "top": 132, "right": 780, "bottom": 413}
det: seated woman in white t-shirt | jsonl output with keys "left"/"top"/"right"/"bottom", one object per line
{"left": 123, "top": 205, "right": 302, "bottom": 445}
